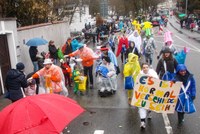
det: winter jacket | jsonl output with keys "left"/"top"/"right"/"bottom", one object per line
{"left": 156, "top": 57, "right": 178, "bottom": 79}
{"left": 5, "top": 69, "right": 28, "bottom": 101}
{"left": 29, "top": 46, "right": 38, "bottom": 62}
{"left": 62, "top": 42, "right": 72, "bottom": 55}
{"left": 49, "top": 45, "right": 58, "bottom": 59}
{"left": 125, "top": 46, "right": 140, "bottom": 59}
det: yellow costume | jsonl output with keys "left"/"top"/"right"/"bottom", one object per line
{"left": 132, "top": 20, "right": 141, "bottom": 34}
{"left": 142, "top": 21, "right": 153, "bottom": 36}
{"left": 123, "top": 53, "right": 141, "bottom": 104}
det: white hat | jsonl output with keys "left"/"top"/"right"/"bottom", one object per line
{"left": 43, "top": 59, "right": 53, "bottom": 65}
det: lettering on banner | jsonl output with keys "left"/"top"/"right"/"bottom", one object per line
{"left": 131, "top": 74, "right": 181, "bottom": 113}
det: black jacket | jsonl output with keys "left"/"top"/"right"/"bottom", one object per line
{"left": 125, "top": 46, "right": 140, "bottom": 59}
{"left": 49, "top": 45, "right": 58, "bottom": 59}
{"left": 156, "top": 58, "right": 178, "bottom": 79}
{"left": 5, "top": 69, "right": 28, "bottom": 101}
{"left": 29, "top": 46, "right": 38, "bottom": 62}
{"left": 64, "top": 43, "right": 72, "bottom": 55}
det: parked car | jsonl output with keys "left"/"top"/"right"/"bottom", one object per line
{"left": 151, "top": 16, "right": 161, "bottom": 26}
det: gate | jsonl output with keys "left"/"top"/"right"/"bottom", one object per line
{"left": 0, "top": 35, "right": 11, "bottom": 94}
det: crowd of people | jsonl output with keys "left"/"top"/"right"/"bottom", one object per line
{"left": 4, "top": 15, "right": 196, "bottom": 130}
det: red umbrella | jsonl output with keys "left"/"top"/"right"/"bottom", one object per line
{"left": 0, "top": 94, "right": 85, "bottom": 134}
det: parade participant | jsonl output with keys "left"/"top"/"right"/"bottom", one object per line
{"left": 30, "top": 59, "right": 68, "bottom": 95}
{"left": 108, "top": 32, "right": 118, "bottom": 53}
{"left": 173, "top": 64, "right": 196, "bottom": 125}
{"left": 157, "top": 31, "right": 176, "bottom": 59}
{"left": 125, "top": 41, "right": 140, "bottom": 60}
{"left": 65, "top": 44, "right": 98, "bottom": 89}
{"left": 5, "top": 62, "right": 28, "bottom": 102}
{"left": 100, "top": 46, "right": 118, "bottom": 65}
{"left": 142, "top": 35, "right": 157, "bottom": 67}
{"left": 72, "top": 64, "right": 81, "bottom": 94}
{"left": 29, "top": 46, "right": 39, "bottom": 72}
{"left": 156, "top": 47, "right": 178, "bottom": 80}
{"left": 127, "top": 30, "right": 142, "bottom": 54}
{"left": 138, "top": 63, "right": 159, "bottom": 129}
{"left": 132, "top": 20, "right": 141, "bottom": 34}
{"left": 116, "top": 33, "right": 129, "bottom": 64}
{"left": 158, "top": 19, "right": 164, "bottom": 35}
{"left": 48, "top": 40, "right": 58, "bottom": 65}
{"left": 24, "top": 79, "right": 36, "bottom": 96}
{"left": 96, "top": 56, "right": 117, "bottom": 96}
{"left": 60, "top": 58, "right": 72, "bottom": 87}
{"left": 123, "top": 53, "right": 141, "bottom": 105}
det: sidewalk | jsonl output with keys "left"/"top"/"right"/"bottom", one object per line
{"left": 168, "top": 16, "right": 200, "bottom": 42}
{"left": 0, "top": 95, "right": 11, "bottom": 111}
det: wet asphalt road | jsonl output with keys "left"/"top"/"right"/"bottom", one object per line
{"left": 0, "top": 17, "right": 200, "bottom": 134}
{"left": 64, "top": 18, "right": 200, "bottom": 134}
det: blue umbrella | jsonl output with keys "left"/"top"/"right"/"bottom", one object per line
{"left": 26, "top": 37, "right": 48, "bottom": 46}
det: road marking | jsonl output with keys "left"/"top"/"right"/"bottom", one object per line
{"left": 162, "top": 113, "right": 173, "bottom": 134}
{"left": 94, "top": 130, "right": 104, "bottom": 134}
{"left": 155, "top": 41, "right": 200, "bottom": 52}
{"left": 174, "top": 35, "right": 200, "bottom": 52}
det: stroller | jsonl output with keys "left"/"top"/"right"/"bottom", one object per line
{"left": 95, "top": 64, "right": 115, "bottom": 97}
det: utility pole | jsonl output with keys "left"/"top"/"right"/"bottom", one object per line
{"left": 185, "top": 0, "right": 188, "bottom": 15}
{"left": 79, "top": 0, "right": 82, "bottom": 22}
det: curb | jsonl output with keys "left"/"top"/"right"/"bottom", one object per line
{"left": 174, "top": 17, "right": 200, "bottom": 34}
{"left": 169, "top": 22, "right": 200, "bottom": 43}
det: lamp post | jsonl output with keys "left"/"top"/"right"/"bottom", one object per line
{"left": 185, "top": 0, "right": 188, "bottom": 15}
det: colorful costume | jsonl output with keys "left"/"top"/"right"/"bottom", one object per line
{"left": 123, "top": 53, "right": 141, "bottom": 103}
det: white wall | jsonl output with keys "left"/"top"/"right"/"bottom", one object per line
{"left": 17, "top": 21, "right": 70, "bottom": 74}
{"left": 0, "top": 19, "right": 18, "bottom": 68}
{"left": 70, "top": 5, "right": 96, "bottom": 32}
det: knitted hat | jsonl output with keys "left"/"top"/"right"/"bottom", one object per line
{"left": 16, "top": 62, "right": 25, "bottom": 70}
{"left": 163, "top": 47, "right": 172, "bottom": 53}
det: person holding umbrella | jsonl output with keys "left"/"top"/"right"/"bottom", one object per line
{"left": 29, "top": 46, "right": 39, "bottom": 72}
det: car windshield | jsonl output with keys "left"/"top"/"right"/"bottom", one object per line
{"left": 159, "top": 10, "right": 169, "bottom": 15}
{"left": 152, "top": 16, "right": 161, "bottom": 21}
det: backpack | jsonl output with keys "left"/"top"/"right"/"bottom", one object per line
{"left": 144, "top": 39, "right": 153, "bottom": 54}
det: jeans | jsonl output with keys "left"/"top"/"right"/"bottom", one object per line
{"left": 32, "top": 61, "right": 39, "bottom": 72}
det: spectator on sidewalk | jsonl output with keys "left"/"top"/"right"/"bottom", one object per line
{"left": 62, "top": 38, "right": 73, "bottom": 55}
{"left": 5, "top": 62, "right": 28, "bottom": 103}
{"left": 29, "top": 46, "right": 39, "bottom": 72}
{"left": 48, "top": 40, "right": 58, "bottom": 65}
